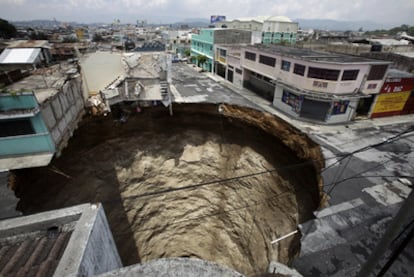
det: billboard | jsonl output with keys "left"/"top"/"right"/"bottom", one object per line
{"left": 372, "top": 91, "right": 411, "bottom": 114}
{"left": 211, "top": 15, "right": 226, "bottom": 24}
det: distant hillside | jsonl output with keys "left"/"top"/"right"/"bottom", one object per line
{"left": 295, "top": 19, "right": 391, "bottom": 31}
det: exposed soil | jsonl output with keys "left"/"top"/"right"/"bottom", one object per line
{"left": 11, "top": 104, "right": 324, "bottom": 275}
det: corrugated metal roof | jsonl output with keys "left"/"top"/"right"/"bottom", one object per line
{"left": 0, "top": 48, "right": 41, "bottom": 64}
{"left": 0, "top": 229, "right": 73, "bottom": 277}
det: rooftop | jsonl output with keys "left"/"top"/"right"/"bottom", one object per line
{"left": 246, "top": 44, "right": 392, "bottom": 65}
{"left": 231, "top": 15, "right": 293, "bottom": 23}
{"left": 387, "top": 69, "right": 414, "bottom": 79}
{"left": 5, "top": 62, "right": 79, "bottom": 104}
{"left": 0, "top": 203, "right": 122, "bottom": 277}
{"left": 0, "top": 48, "right": 41, "bottom": 64}
{"left": 7, "top": 40, "right": 51, "bottom": 49}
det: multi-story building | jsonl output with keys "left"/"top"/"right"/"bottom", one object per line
{"left": 190, "top": 28, "right": 251, "bottom": 72}
{"left": 215, "top": 16, "right": 298, "bottom": 45}
{"left": 165, "top": 30, "right": 192, "bottom": 58}
{"left": 216, "top": 44, "right": 391, "bottom": 124}
{"left": 0, "top": 63, "right": 85, "bottom": 170}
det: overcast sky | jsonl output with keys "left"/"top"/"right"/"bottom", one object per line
{"left": 0, "top": 0, "right": 413, "bottom": 26}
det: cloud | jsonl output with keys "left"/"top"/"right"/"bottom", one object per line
{"left": 0, "top": 0, "right": 412, "bottom": 25}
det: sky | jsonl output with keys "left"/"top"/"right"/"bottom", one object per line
{"left": 0, "top": 0, "right": 413, "bottom": 26}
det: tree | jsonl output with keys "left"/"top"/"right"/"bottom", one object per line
{"left": 92, "top": 33, "right": 104, "bottom": 42}
{"left": 184, "top": 49, "right": 191, "bottom": 57}
{"left": 197, "top": 54, "right": 207, "bottom": 68}
{"left": 0, "top": 18, "right": 17, "bottom": 39}
{"left": 62, "top": 36, "right": 78, "bottom": 43}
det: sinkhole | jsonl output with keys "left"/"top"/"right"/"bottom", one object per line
{"left": 11, "top": 103, "right": 324, "bottom": 275}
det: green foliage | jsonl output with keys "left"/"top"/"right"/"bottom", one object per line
{"left": 184, "top": 49, "right": 191, "bottom": 57}
{"left": 62, "top": 36, "right": 78, "bottom": 43}
{"left": 197, "top": 54, "right": 207, "bottom": 67}
{"left": 365, "top": 24, "right": 414, "bottom": 36}
{"left": 0, "top": 18, "right": 17, "bottom": 39}
{"left": 29, "top": 31, "right": 48, "bottom": 40}
{"left": 92, "top": 33, "right": 104, "bottom": 42}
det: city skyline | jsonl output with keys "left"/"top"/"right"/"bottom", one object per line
{"left": 0, "top": 0, "right": 413, "bottom": 26}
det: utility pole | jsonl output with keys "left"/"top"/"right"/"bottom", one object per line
{"left": 357, "top": 189, "right": 414, "bottom": 276}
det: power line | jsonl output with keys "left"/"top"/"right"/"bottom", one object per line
{"left": 103, "top": 130, "right": 413, "bottom": 203}
{"left": 321, "top": 125, "right": 414, "bottom": 173}
{"left": 111, "top": 172, "right": 413, "bottom": 235}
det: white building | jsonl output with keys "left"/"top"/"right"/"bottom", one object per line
{"left": 215, "top": 16, "right": 298, "bottom": 45}
{"left": 215, "top": 44, "right": 391, "bottom": 124}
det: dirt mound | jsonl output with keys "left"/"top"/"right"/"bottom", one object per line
{"left": 12, "top": 104, "right": 323, "bottom": 275}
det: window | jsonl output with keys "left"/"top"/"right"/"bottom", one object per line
{"left": 0, "top": 119, "right": 35, "bottom": 137}
{"left": 245, "top": 51, "right": 256, "bottom": 61}
{"left": 308, "top": 67, "right": 340, "bottom": 81}
{"left": 281, "top": 60, "right": 291, "bottom": 71}
{"left": 367, "top": 64, "right": 388, "bottom": 80}
{"left": 367, "top": 83, "right": 377, "bottom": 89}
{"left": 219, "top": 49, "right": 227, "bottom": 57}
{"left": 259, "top": 55, "right": 276, "bottom": 67}
{"left": 293, "top": 64, "right": 306, "bottom": 76}
{"left": 342, "top": 70, "right": 359, "bottom": 81}
{"left": 236, "top": 68, "right": 242, "bottom": 74}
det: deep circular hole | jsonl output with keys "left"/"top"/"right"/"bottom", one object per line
{"left": 12, "top": 104, "right": 323, "bottom": 275}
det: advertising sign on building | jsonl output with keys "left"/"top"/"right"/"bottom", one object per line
{"left": 211, "top": 15, "right": 226, "bottom": 24}
{"left": 372, "top": 91, "right": 411, "bottom": 114}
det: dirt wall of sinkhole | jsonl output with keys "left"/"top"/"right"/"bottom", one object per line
{"left": 11, "top": 103, "right": 325, "bottom": 275}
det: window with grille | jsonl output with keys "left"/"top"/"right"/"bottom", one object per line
{"left": 245, "top": 51, "right": 256, "bottom": 61}
{"left": 308, "top": 67, "right": 340, "bottom": 81}
{"left": 367, "top": 65, "right": 388, "bottom": 80}
{"left": 259, "top": 55, "right": 276, "bottom": 67}
{"left": 293, "top": 63, "right": 306, "bottom": 76}
{"left": 342, "top": 70, "right": 360, "bottom": 81}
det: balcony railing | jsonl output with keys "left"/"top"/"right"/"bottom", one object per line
{"left": 0, "top": 132, "right": 55, "bottom": 156}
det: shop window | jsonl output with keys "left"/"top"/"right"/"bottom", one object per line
{"left": 332, "top": 100, "right": 350, "bottom": 115}
{"left": 281, "top": 60, "right": 291, "bottom": 71}
{"left": 282, "top": 90, "right": 303, "bottom": 112}
{"left": 245, "top": 51, "right": 256, "bottom": 61}
{"left": 367, "top": 64, "right": 388, "bottom": 80}
{"left": 293, "top": 63, "right": 306, "bottom": 76}
{"left": 308, "top": 67, "right": 340, "bottom": 81}
{"left": 259, "top": 55, "right": 276, "bottom": 67}
{"left": 0, "top": 119, "right": 35, "bottom": 137}
{"left": 342, "top": 70, "right": 359, "bottom": 81}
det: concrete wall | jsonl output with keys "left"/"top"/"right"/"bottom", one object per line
{"left": 214, "top": 29, "right": 252, "bottom": 44}
{"left": 40, "top": 76, "right": 85, "bottom": 155}
{"left": 97, "top": 258, "right": 242, "bottom": 277}
{"left": 55, "top": 204, "right": 122, "bottom": 277}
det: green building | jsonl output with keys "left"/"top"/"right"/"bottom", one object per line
{"left": 191, "top": 28, "right": 251, "bottom": 72}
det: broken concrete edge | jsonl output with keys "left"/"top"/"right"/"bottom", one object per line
{"left": 0, "top": 203, "right": 122, "bottom": 276}
{"left": 96, "top": 258, "right": 244, "bottom": 277}
{"left": 268, "top": 261, "right": 303, "bottom": 277}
